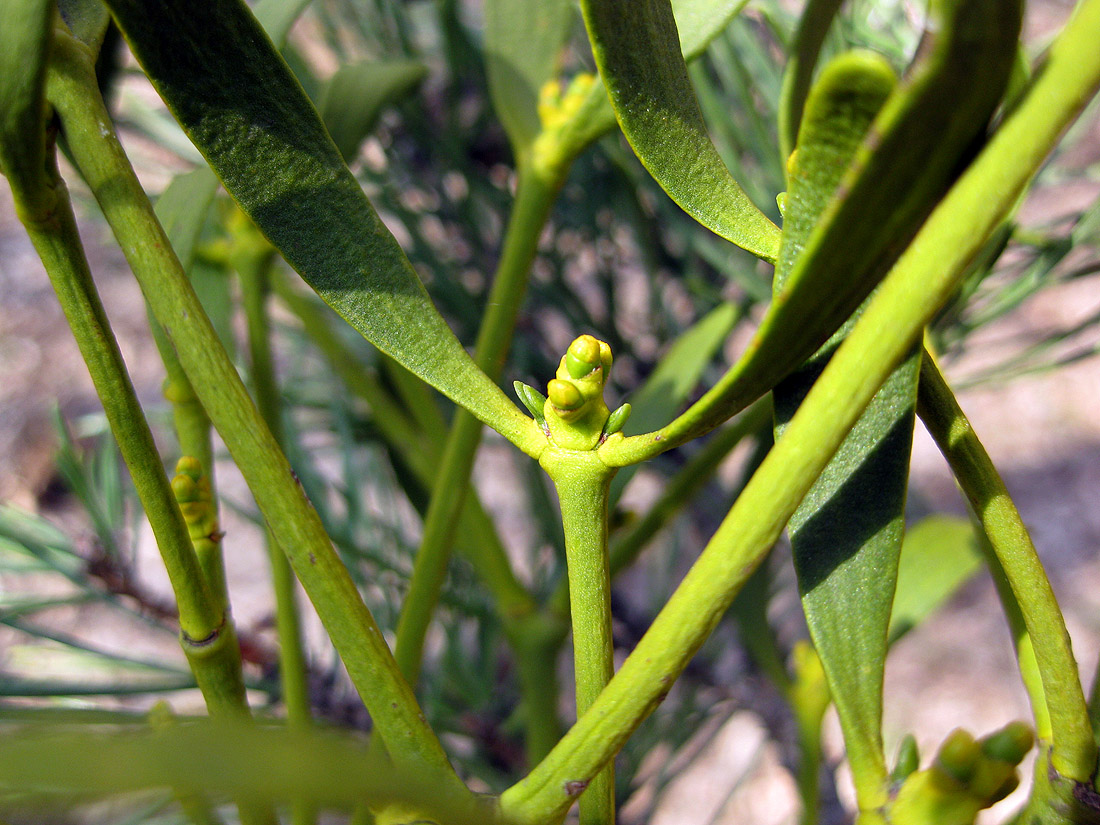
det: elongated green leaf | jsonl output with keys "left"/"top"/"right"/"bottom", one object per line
{"left": 579, "top": 0, "right": 781, "bottom": 262}
{"left": 777, "top": 0, "right": 844, "bottom": 161}
{"left": 106, "top": 0, "right": 538, "bottom": 453}
{"left": 889, "top": 516, "right": 983, "bottom": 644}
{"left": 484, "top": 0, "right": 572, "bottom": 153}
{"left": 319, "top": 60, "right": 428, "bottom": 163}
{"left": 600, "top": 0, "right": 1023, "bottom": 468}
{"left": 0, "top": 0, "right": 53, "bottom": 210}
{"left": 772, "top": 51, "right": 905, "bottom": 805}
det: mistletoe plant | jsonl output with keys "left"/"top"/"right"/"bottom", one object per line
{"left": 2, "top": 0, "right": 1100, "bottom": 824}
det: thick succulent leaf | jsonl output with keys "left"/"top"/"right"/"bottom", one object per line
{"left": 319, "top": 60, "right": 428, "bottom": 163}
{"left": 771, "top": 51, "right": 905, "bottom": 802}
{"left": 889, "top": 516, "right": 983, "bottom": 644}
{"left": 570, "top": 0, "right": 751, "bottom": 151}
{"left": 579, "top": 0, "right": 781, "bottom": 262}
{"left": 105, "top": 0, "right": 537, "bottom": 451}
{"left": 484, "top": 0, "right": 572, "bottom": 152}
{"left": 0, "top": 0, "right": 53, "bottom": 205}
{"left": 600, "top": 0, "right": 1023, "bottom": 467}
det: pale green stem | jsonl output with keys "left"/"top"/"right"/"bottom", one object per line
{"left": 46, "top": 33, "right": 467, "bottom": 795}
{"left": 235, "top": 244, "right": 315, "bottom": 825}
{"left": 393, "top": 164, "right": 562, "bottom": 685}
{"left": 917, "top": 351, "right": 1093, "bottom": 780}
{"left": 544, "top": 450, "right": 616, "bottom": 825}
{"left": 501, "top": 3, "right": 1100, "bottom": 818}
{"left": 549, "top": 399, "right": 770, "bottom": 618}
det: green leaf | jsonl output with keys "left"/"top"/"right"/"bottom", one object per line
{"left": 484, "top": 0, "right": 572, "bottom": 153}
{"left": 253, "top": 0, "right": 313, "bottom": 48}
{"left": 672, "top": 0, "right": 750, "bottom": 59}
{"left": 579, "top": 0, "right": 781, "bottom": 262}
{"left": 609, "top": 301, "right": 738, "bottom": 500}
{"left": 0, "top": 719, "right": 489, "bottom": 822}
{"left": 319, "top": 59, "right": 428, "bottom": 163}
{"left": 771, "top": 50, "right": 906, "bottom": 807}
{"left": 777, "top": 0, "right": 845, "bottom": 161}
{"left": 0, "top": 0, "right": 53, "bottom": 210}
{"left": 106, "top": 0, "right": 538, "bottom": 453}
{"left": 889, "top": 516, "right": 983, "bottom": 644}
{"left": 627, "top": 302, "right": 739, "bottom": 437}
{"left": 600, "top": 0, "right": 1023, "bottom": 467}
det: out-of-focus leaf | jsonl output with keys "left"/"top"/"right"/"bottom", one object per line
{"left": 610, "top": 302, "right": 739, "bottom": 501}
{"left": 772, "top": 50, "right": 903, "bottom": 805}
{"left": 319, "top": 60, "right": 428, "bottom": 163}
{"left": 579, "top": 0, "right": 781, "bottom": 262}
{"left": 106, "top": 0, "right": 538, "bottom": 452}
{"left": 0, "top": 719, "right": 489, "bottom": 822}
{"left": 672, "top": 0, "right": 749, "bottom": 58}
{"left": 889, "top": 516, "right": 983, "bottom": 644}
{"left": 624, "top": 302, "right": 739, "bottom": 438}
{"left": 254, "top": 0, "right": 313, "bottom": 48}
{"left": 484, "top": 0, "right": 572, "bottom": 153}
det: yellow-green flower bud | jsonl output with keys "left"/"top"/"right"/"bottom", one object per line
{"left": 548, "top": 378, "right": 584, "bottom": 411}
{"left": 934, "top": 729, "right": 981, "bottom": 787}
{"left": 565, "top": 334, "right": 602, "bottom": 379}
{"left": 979, "top": 721, "right": 1033, "bottom": 765}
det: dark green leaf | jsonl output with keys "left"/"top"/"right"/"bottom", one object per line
{"left": 319, "top": 59, "right": 428, "bottom": 163}
{"left": 772, "top": 50, "right": 904, "bottom": 802}
{"left": 579, "top": 0, "right": 781, "bottom": 262}
{"left": 106, "top": 0, "right": 537, "bottom": 451}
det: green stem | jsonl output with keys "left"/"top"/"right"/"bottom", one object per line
{"left": 549, "top": 399, "right": 769, "bottom": 618}
{"left": 502, "top": 3, "right": 1100, "bottom": 818}
{"left": 393, "top": 163, "right": 562, "bottom": 685}
{"left": 543, "top": 449, "right": 616, "bottom": 825}
{"left": 917, "top": 351, "right": 1094, "bottom": 782}
{"left": 17, "top": 80, "right": 264, "bottom": 825}
{"left": 22, "top": 181, "right": 219, "bottom": 645}
{"left": 46, "top": 33, "right": 466, "bottom": 794}
{"left": 235, "top": 240, "right": 315, "bottom": 825}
